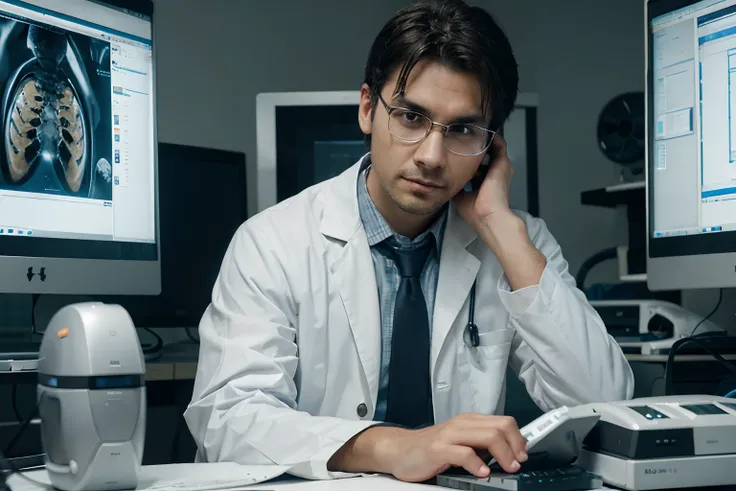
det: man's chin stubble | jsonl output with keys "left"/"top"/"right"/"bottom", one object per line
{"left": 395, "top": 198, "right": 443, "bottom": 217}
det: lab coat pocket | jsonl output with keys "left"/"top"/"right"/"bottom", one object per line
{"left": 462, "top": 327, "right": 515, "bottom": 414}
{"left": 476, "top": 327, "right": 515, "bottom": 359}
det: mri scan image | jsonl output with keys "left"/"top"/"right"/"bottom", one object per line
{"left": 0, "top": 17, "right": 113, "bottom": 200}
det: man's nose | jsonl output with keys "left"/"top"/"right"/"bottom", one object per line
{"left": 413, "top": 125, "right": 446, "bottom": 169}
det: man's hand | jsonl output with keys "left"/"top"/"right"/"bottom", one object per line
{"left": 455, "top": 135, "right": 513, "bottom": 228}
{"left": 327, "top": 413, "right": 528, "bottom": 483}
{"left": 454, "top": 135, "right": 546, "bottom": 291}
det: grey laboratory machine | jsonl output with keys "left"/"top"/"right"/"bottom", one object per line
{"left": 578, "top": 395, "right": 736, "bottom": 490}
{"left": 590, "top": 299, "right": 722, "bottom": 355}
{"left": 37, "top": 303, "right": 146, "bottom": 491}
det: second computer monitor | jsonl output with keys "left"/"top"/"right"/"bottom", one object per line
{"left": 647, "top": 0, "right": 736, "bottom": 290}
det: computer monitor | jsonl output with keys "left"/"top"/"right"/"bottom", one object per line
{"left": 647, "top": 0, "right": 736, "bottom": 290}
{"left": 255, "top": 90, "right": 539, "bottom": 216}
{"left": 90, "top": 143, "right": 247, "bottom": 328}
{"left": 0, "top": 0, "right": 159, "bottom": 295}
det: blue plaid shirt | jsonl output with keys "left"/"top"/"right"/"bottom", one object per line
{"left": 356, "top": 160, "right": 447, "bottom": 421}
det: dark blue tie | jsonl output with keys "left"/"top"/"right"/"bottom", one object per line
{"left": 376, "top": 239, "right": 434, "bottom": 428}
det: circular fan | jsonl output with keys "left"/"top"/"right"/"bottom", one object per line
{"left": 597, "top": 91, "right": 645, "bottom": 168}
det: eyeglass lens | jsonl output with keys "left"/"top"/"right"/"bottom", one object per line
{"left": 387, "top": 108, "right": 492, "bottom": 156}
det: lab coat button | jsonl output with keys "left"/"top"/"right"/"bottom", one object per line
{"left": 356, "top": 403, "right": 368, "bottom": 417}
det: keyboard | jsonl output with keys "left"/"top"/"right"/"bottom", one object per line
{"left": 437, "top": 465, "right": 602, "bottom": 491}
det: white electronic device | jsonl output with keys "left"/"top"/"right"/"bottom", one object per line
{"left": 577, "top": 395, "right": 736, "bottom": 490}
{"left": 37, "top": 303, "right": 146, "bottom": 491}
{"left": 519, "top": 406, "right": 574, "bottom": 450}
{"left": 437, "top": 406, "right": 603, "bottom": 491}
{"left": 590, "top": 300, "right": 721, "bottom": 355}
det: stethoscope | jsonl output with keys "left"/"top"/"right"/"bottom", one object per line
{"left": 462, "top": 280, "right": 480, "bottom": 348}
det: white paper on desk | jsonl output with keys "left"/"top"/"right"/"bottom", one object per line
{"left": 7, "top": 463, "right": 292, "bottom": 491}
{"left": 137, "top": 463, "right": 292, "bottom": 491}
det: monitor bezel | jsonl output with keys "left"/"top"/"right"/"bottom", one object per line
{"left": 646, "top": 0, "right": 736, "bottom": 290}
{"left": 255, "top": 90, "right": 359, "bottom": 215}
{"left": 92, "top": 0, "right": 153, "bottom": 19}
{"left": 0, "top": 0, "right": 160, "bottom": 295}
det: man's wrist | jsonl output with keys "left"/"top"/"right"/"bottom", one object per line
{"left": 327, "top": 425, "right": 408, "bottom": 475}
{"left": 477, "top": 210, "right": 546, "bottom": 290}
{"left": 477, "top": 210, "right": 524, "bottom": 245}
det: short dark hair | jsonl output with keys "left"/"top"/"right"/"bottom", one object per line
{"left": 364, "top": 0, "right": 518, "bottom": 131}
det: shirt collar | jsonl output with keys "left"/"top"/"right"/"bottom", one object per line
{"left": 356, "top": 155, "right": 447, "bottom": 249}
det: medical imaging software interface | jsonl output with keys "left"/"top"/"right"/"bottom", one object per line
{"left": 0, "top": 0, "right": 155, "bottom": 243}
{"left": 652, "top": 0, "right": 736, "bottom": 238}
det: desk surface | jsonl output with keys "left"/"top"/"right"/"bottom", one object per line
{"left": 256, "top": 476, "right": 435, "bottom": 490}
{"left": 5, "top": 467, "right": 437, "bottom": 491}
{"left": 7, "top": 466, "right": 606, "bottom": 491}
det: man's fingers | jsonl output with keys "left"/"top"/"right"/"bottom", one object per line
{"left": 453, "top": 419, "right": 523, "bottom": 453}
{"left": 445, "top": 446, "right": 490, "bottom": 478}
{"left": 497, "top": 417, "right": 528, "bottom": 461}
{"left": 447, "top": 427, "right": 520, "bottom": 473}
{"left": 443, "top": 415, "right": 529, "bottom": 474}
{"left": 455, "top": 415, "right": 527, "bottom": 462}
{"left": 486, "top": 437, "right": 520, "bottom": 474}
{"left": 510, "top": 432, "right": 528, "bottom": 462}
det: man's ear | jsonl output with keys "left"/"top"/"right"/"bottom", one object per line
{"left": 358, "top": 83, "right": 374, "bottom": 136}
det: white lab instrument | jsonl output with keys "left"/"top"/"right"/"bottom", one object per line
{"left": 590, "top": 299, "right": 721, "bottom": 355}
{"left": 37, "top": 303, "right": 146, "bottom": 491}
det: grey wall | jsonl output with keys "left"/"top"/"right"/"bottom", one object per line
{"left": 153, "top": 0, "right": 406, "bottom": 215}
{"left": 531, "top": 0, "right": 642, "bottom": 285}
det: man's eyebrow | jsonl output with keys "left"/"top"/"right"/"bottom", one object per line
{"left": 392, "top": 95, "right": 431, "bottom": 115}
{"left": 451, "top": 114, "right": 487, "bottom": 126}
{"left": 392, "top": 95, "right": 487, "bottom": 126}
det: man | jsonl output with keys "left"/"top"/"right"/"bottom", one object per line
{"left": 184, "top": 0, "right": 634, "bottom": 483}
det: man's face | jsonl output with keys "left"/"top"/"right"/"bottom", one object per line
{"left": 358, "top": 59, "right": 490, "bottom": 219}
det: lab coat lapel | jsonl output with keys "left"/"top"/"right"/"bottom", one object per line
{"left": 432, "top": 202, "right": 481, "bottom": 370}
{"left": 319, "top": 158, "right": 381, "bottom": 408}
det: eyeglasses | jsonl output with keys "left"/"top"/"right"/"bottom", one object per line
{"left": 376, "top": 92, "right": 496, "bottom": 157}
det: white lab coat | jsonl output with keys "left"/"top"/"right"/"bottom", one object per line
{"left": 184, "top": 158, "right": 634, "bottom": 480}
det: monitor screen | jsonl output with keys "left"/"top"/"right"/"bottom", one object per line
{"left": 275, "top": 104, "right": 368, "bottom": 204}
{"left": 649, "top": 0, "right": 736, "bottom": 256}
{"left": 0, "top": 0, "right": 156, "bottom": 262}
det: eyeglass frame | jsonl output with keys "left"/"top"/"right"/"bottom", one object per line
{"left": 374, "top": 91, "right": 497, "bottom": 157}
